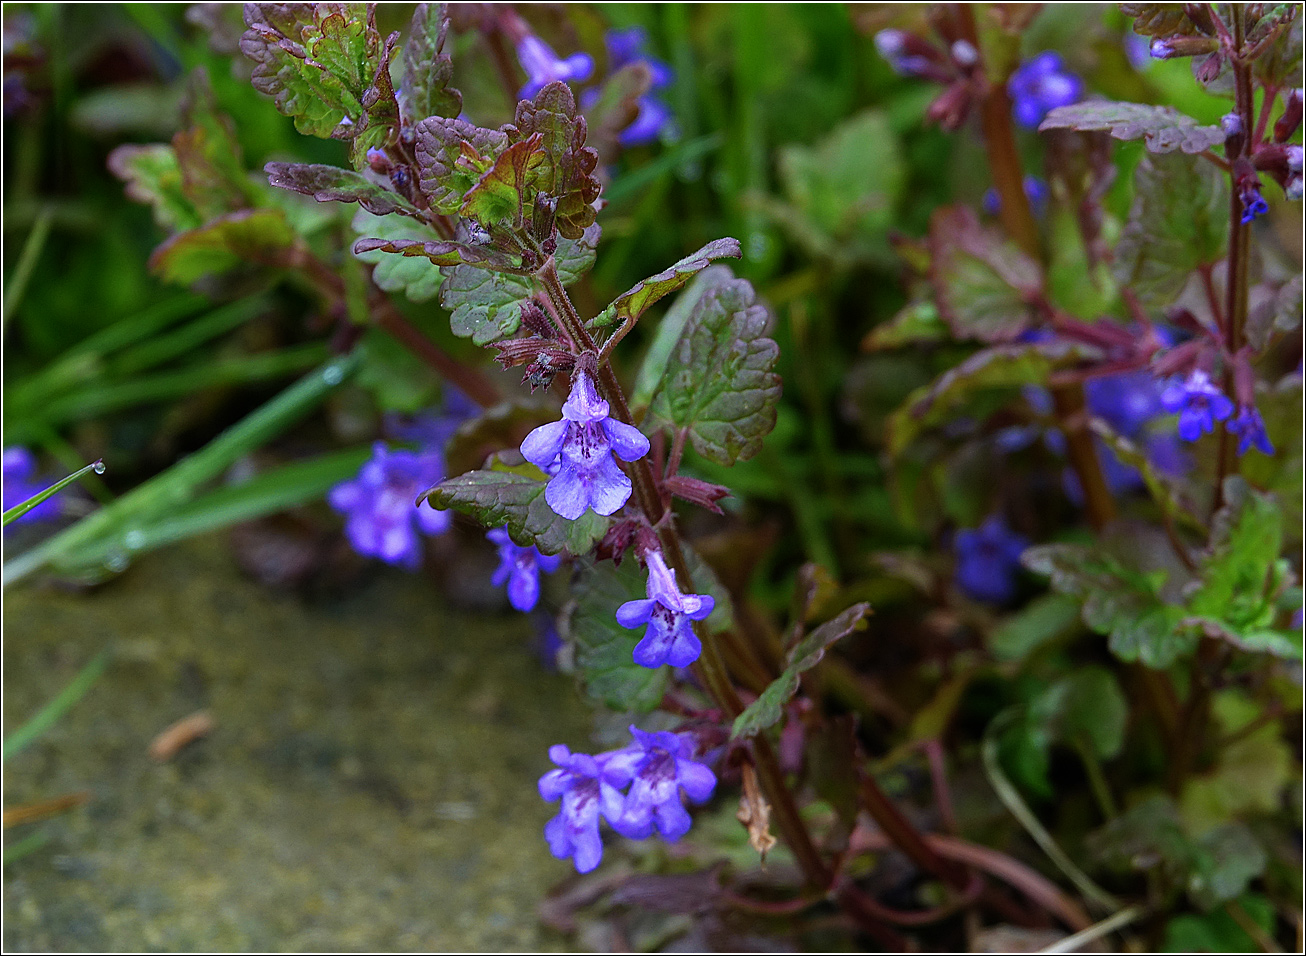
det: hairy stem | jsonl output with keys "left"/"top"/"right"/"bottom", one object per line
{"left": 535, "top": 258, "right": 834, "bottom": 888}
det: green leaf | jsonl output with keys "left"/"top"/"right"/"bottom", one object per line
{"left": 171, "top": 68, "right": 252, "bottom": 218}
{"left": 266, "top": 162, "right": 420, "bottom": 218}
{"left": 399, "top": 3, "right": 462, "bottom": 126}
{"left": 240, "top": 4, "right": 399, "bottom": 166}
{"left": 929, "top": 206, "right": 1042, "bottom": 343}
{"left": 1039, "top": 102, "right": 1225, "bottom": 154}
{"left": 2, "top": 459, "right": 104, "bottom": 527}
{"left": 774, "top": 109, "right": 905, "bottom": 259}
{"left": 732, "top": 603, "right": 870, "bottom": 739}
{"left": 863, "top": 299, "right": 950, "bottom": 350}
{"left": 108, "top": 144, "right": 202, "bottom": 232}
{"left": 565, "top": 557, "right": 668, "bottom": 712}
{"left": 503, "top": 81, "right": 602, "bottom": 239}
{"left": 646, "top": 273, "right": 782, "bottom": 466}
{"left": 1187, "top": 823, "right": 1267, "bottom": 911}
{"left": 350, "top": 235, "right": 519, "bottom": 273}
{"left": 604, "top": 238, "right": 742, "bottom": 327}
{"left": 631, "top": 266, "right": 736, "bottom": 411}
{"left": 148, "top": 209, "right": 297, "bottom": 285}
{"left": 421, "top": 462, "right": 608, "bottom": 557}
{"left": 887, "top": 341, "right": 1099, "bottom": 456}
{"left": 1164, "top": 895, "right": 1278, "bottom": 953}
{"left": 351, "top": 210, "right": 444, "bottom": 302}
{"left": 458, "top": 134, "right": 539, "bottom": 229}
{"left": 1030, "top": 666, "right": 1129, "bottom": 760}
{"left": 1182, "top": 477, "right": 1297, "bottom": 658}
{"left": 436, "top": 224, "right": 598, "bottom": 345}
{"left": 1113, "top": 153, "right": 1229, "bottom": 310}
{"left": 1022, "top": 543, "right": 1195, "bottom": 667}
{"left": 1088, "top": 793, "right": 1195, "bottom": 879}
{"left": 989, "top": 592, "right": 1082, "bottom": 662}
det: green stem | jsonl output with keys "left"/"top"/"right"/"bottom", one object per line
{"left": 2, "top": 206, "right": 54, "bottom": 332}
{"left": 3, "top": 649, "right": 110, "bottom": 761}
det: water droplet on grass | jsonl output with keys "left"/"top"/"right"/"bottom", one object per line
{"left": 92, "top": 460, "right": 106, "bottom": 474}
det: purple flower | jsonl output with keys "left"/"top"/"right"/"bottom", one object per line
{"left": 616, "top": 550, "right": 715, "bottom": 668}
{"left": 982, "top": 175, "right": 1048, "bottom": 217}
{"left": 1086, "top": 370, "right": 1167, "bottom": 439}
{"left": 488, "top": 526, "right": 562, "bottom": 612}
{"left": 3, "top": 446, "right": 63, "bottom": 527}
{"left": 516, "top": 35, "right": 593, "bottom": 100}
{"left": 1009, "top": 52, "right": 1083, "bottom": 129}
{"left": 954, "top": 516, "right": 1028, "bottom": 605}
{"left": 1226, "top": 403, "right": 1275, "bottom": 456}
{"left": 538, "top": 744, "right": 627, "bottom": 874}
{"left": 520, "top": 370, "right": 650, "bottom": 520}
{"left": 601, "top": 726, "right": 716, "bottom": 841}
{"left": 328, "top": 442, "right": 449, "bottom": 570}
{"left": 1160, "top": 370, "right": 1235, "bottom": 442}
{"left": 1238, "top": 179, "right": 1270, "bottom": 223}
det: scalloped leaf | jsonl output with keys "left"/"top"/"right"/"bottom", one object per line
{"left": 413, "top": 115, "right": 510, "bottom": 215}
{"left": 604, "top": 238, "right": 742, "bottom": 327}
{"left": 929, "top": 206, "right": 1041, "bottom": 344}
{"left": 732, "top": 603, "right": 871, "bottom": 739}
{"left": 108, "top": 144, "right": 202, "bottom": 232}
{"left": 1113, "top": 153, "right": 1228, "bottom": 310}
{"left": 458, "top": 134, "right": 541, "bottom": 228}
{"left": 148, "top": 209, "right": 297, "bottom": 284}
{"left": 399, "top": 2, "right": 461, "bottom": 126}
{"left": 266, "top": 162, "right": 420, "bottom": 217}
{"left": 565, "top": 557, "right": 668, "bottom": 712}
{"left": 437, "top": 224, "right": 598, "bottom": 345}
{"left": 1022, "top": 543, "right": 1193, "bottom": 668}
{"left": 420, "top": 462, "right": 609, "bottom": 557}
{"left": 646, "top": 272, "right": 782, "bottom": 466}
{"left": 240, "top": 3, "right": 399, "bottom": 166}
{"left": 351, "top": 210, "right": 444, "bottom": 302}
{"left": 1039, "top": 102, "right": 1224, "bottom": 154}
{"left": 1120, "top": 3, "right": 1204, "bottom": 38}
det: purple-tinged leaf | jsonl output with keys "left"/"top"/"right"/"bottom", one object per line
{"left": 437, "top": 224, "right": 598, "bottom": 345}
{"left": 109, "top": 144, "right": 202, "bottom": 232}
{"left": 350, "top": 210, "right": 444, "bottom": 302}
{"left": 1039, "top": 102, "right": 1224, "bottom": 155}
{"left": 458, "top": 133, "right": 541, "bottom": 228}
{"left": 266, "top": 162, "right": 420, "bottom": 218}
{"left": 351, "top": 235, "right": 520, "bottom": 272}
{"left": 1113, "top": 153, "right": 1228, "bottom": 310}
{"left": 929, "top": 206, "right": 1042, "bottom": 344}
{"left": 503, "top": 81, "right": 602, "bottom": 240}
{"left": 887, "top": 341, "right": 1101, "bottom": 456}
{"left": 606, "top": 238, "right": 742, "bottom": 326}
{"left": 1120, "top": 3, "right": 1206, "bottom": 38}
{"left": 413, "top": 116, "right": 510, "bottom": 215}
{"left": 148, "top": 209, "right": 297, "bottom": 284}
{"left": 731, "top": 603, "right": 871, "bottom": 739}
{"left": 399, "top": 2, "right": 461, "bottom": 126}
{"left": 420, "top": 461, "right": 609, "bottom": 557}
{"left": 646, "top": 272, "right": 781, "bottom": 466}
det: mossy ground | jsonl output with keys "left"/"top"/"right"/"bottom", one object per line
{"left": 3, "top": 536, "right": 589, "bottom": 951}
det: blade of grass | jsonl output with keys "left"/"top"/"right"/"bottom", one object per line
{"left": 3, "top": 831, "right": 50, "bottom": 865}
{"left": 982, "top": 709, "right": 1122, "bottom": 914}
{"left": 106, "top": 296, "right": 269, "bottom": 377}
{"left": 2, "top": 459, "right": 105, "bottom": 527}
{"left": 3, "top": 649, "right": 110, "bottom": 761}
{"left": 3, "top": 352, "right": 360, "bottom": 586}
{"left": 1, "top": 206, "right": 54, "bottom": 331}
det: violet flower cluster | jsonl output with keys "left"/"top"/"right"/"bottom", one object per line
{"left": 520, "top": 369, "right": 650, "bottom": 520}
{"left": 539, "top": 727, "right": 716, "bottom": 873}
{"left": 1008, "top": 52, "right": 1082, "bottom": 129}
{"left": 487, "top": 526, "right": 561, "bottom": 612}
{"left": 1160, "top": 370, "right": 1236, "bottom": 441}
{"left": 617, "top": 550, "right": 715, "bottom": 669}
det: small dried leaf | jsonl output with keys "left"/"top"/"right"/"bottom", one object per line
{"left": 736, "top": 763, "right": 778, "bottom": 861}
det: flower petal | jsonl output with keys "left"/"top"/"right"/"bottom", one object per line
{"left": 521, "top": 420, "right": 569, "bottom": 470}
{"left": 602, "top": 419, "right": 651, "bottom": 462}
{"left": 615, "top": 599, "right": 656, "bottom": 629}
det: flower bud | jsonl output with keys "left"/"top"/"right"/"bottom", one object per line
{"left": 1221, "top": 112, "right": 1246, "bottom": 158}
{"left": 1275, "top": 88, "right": 1303, "bottom": 143}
